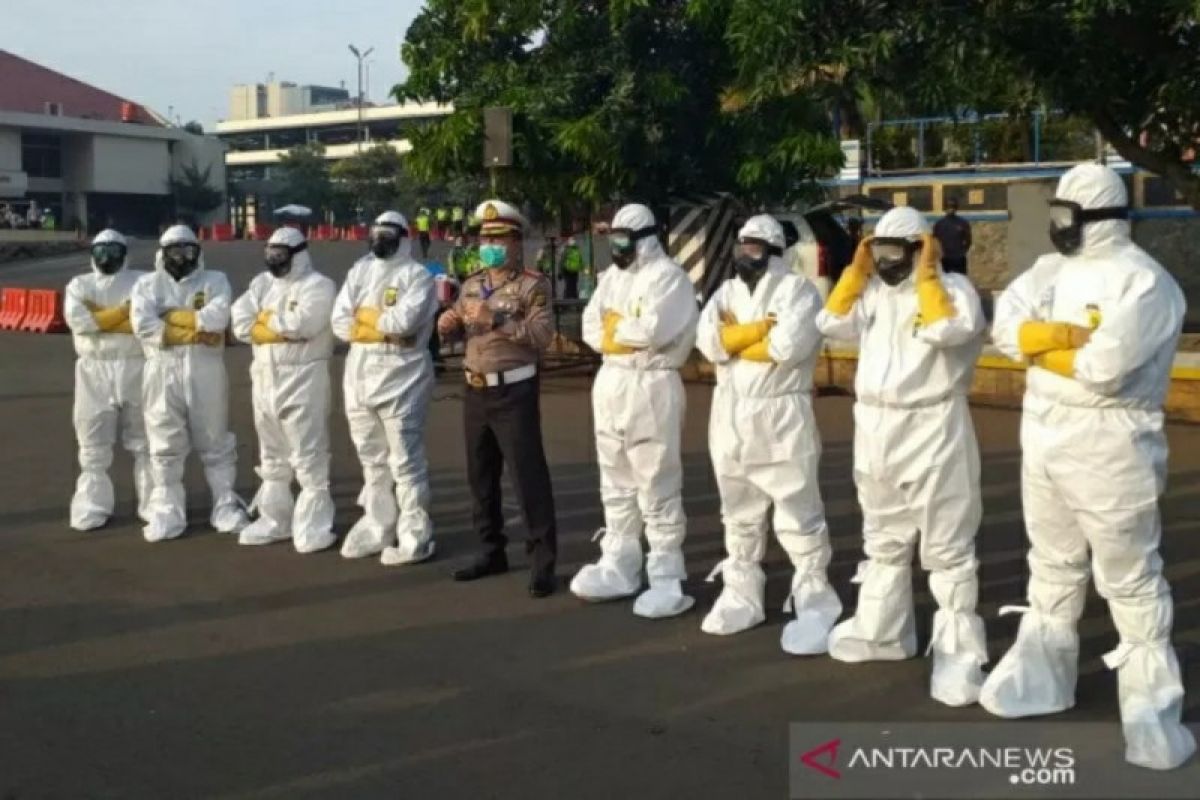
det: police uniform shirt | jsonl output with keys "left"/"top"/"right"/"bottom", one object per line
{"left": 455, "top": 268, "right": 555, "bottom": 375}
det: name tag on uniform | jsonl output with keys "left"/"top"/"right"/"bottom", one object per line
{"left": 383, "top": 287, "right": 398, "bottom": 307}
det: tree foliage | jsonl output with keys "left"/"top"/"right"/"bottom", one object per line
{"left": 275, "top": 143, "right": 333, "bottom": 216}
{"left": 394, "top": 0, "right": 844, "bottom": 212}
{"left": 694, "top": 0, "right": 1200, "bottom": 207}
{"left": 169, "top": 160, "right": 223, "bottom": 216}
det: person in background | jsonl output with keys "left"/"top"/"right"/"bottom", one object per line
{"left": 436, "top": 206, "right": 450, "bottom": 240}
{"left": 847, "top": 216, "right": 864, "bottom": 250}
{"left": 451, "top": 204, "right": 466, "bottom": 236}
{"left": 26, "top": 201, "right": 41, "bottom": 228}
{"left": 560, "top": 235, "right": 584, "bottom": 299}
{"left": 415, "top": 208, "right": 432, "bottom": 260}
{"left": 933, "top": 198, "right": 972, "bottom": 276}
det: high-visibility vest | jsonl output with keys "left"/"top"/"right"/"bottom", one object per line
{"left": 451, "top": 206, "right": 465, "bottom": 222}
{"left": 436, "top": 208, "right": 449, "bottom": 221}
{"left": 415, "top": 213, "right": 431, "bottom": 232}
{"left": 561, "top": 244, "right": 584, "bottom": 274}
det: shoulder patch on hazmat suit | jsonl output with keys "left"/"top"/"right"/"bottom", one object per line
{"left": 192, "top": 291, "right": 206, "bottom": 309}
{"left": 383, "top": 287, "right": 398, "bottom": 307}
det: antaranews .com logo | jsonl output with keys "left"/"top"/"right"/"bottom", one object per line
{"left": 799, "top": 736, "right": 1076, "bottom": 786}
{"left": 789, "top": 723, "right": 1200, "bottom": 800}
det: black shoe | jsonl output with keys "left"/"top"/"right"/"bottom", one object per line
{"left": 452, "top": 553, "right": 509, "bottom": 582}
{"left": 528, "top": 573, "right": 557, "bottom": 598}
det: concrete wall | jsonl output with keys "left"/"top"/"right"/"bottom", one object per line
{"left": 0, "top": 129, "right": 20, "bottom": 171}
{"left": 90, "top": 136, "right": 172, "bottom": 194}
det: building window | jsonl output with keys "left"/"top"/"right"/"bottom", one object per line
{"left": 22, "top": 133, "right": 62, "bottom": 178}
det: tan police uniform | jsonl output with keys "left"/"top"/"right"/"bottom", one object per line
{"left": 448, "top": 200, "right": 559, "bottom": 586}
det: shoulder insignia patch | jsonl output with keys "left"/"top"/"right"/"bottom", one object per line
{"left": 532, "top": 292, "right": 547, "bottom": 307}
{"left": 383, "top": 287, "right": 398, "bottom": 307}
{"left": 192, "top": 291, "right": 206, "bottom": 309}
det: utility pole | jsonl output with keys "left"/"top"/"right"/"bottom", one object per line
{"left": 348, "top": 44, "right": 374, "bottom": 152}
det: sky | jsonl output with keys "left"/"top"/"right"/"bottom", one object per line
{"left": 4, "top": 0, "right": 427, "bottom": 129}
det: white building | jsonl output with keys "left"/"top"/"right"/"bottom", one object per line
{"left": 214, "top": 91, "right": 451, "bottom": 226}
{"left": 0, "top": 49, "right": 227, "bottom": 234}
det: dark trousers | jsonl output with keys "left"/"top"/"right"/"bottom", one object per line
{"left": 463, "top": 376, "right": 558, "bottom": 576}
{"left": 941, "top": 256, "right": 968, "bottom": 275}
{"left": 419, "top": 232, "right": 431, "bottom": 260}
{"left": 563, "top": 272, "right": 579, "bottom": 300}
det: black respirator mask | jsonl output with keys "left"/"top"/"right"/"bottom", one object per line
{"left": 733, "top": 238, "right": 781, "bottom": 292}
{"left": 870, "top": 238, "right": 921, "bottom": 287}
{"left": 91, "top": 242, "right": 127, "bottom": 275}
{"left": 369, "top": 223, "right": 407, "bottom": 259}
{"left": 265, "top": 240, "right": 307, "bottom": 278}
{"left": 162, "top": 242, "right": 200, "bottom": 281}
{"left": 1048, "top": 199, "right": 1128, "bottom": 256}
{"left": 609, "top": 226, "right": 657, "bottom": 269}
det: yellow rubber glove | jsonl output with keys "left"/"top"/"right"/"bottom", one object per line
{"left": 601, "top": 310, "right": 635, "bottom": 355}
{"left": 197, "top": 331, "right": 225, "bottom": 347}
{"left": 915, "top": 233, "right": 956, "bottom": 324}
{"left": 256, "top": 310, "right": 274, "bottom": 327}
{"left": 1018, "top": 322, "right": 1093, "bottom": 357}
{"left": 110, "top": 318, "right": 134, "bottom": 334}
{"left": 351, "top": 322, "right": 386, "bottom": 344}
{"left": 1033, "top": 349, "right": 1077, "bottom": 378}
{"left": 250, "top": 322, "right": 286, "bottom": 345}
{"left": 92, "top": 305, "right": 129, "bottom": 332}
{"left": 163, "top": 309, "right": 196, "bottom": 329}
{"left": 721, "top": 319, "right": 773, "bottom": 354}
{"left": 355, "top": 307, "right": 382, "bottom": 327}
{"left": 825, "top": 235, "right": 874, "bottom": 316}
{"left": 163, "top": 324, "right": 196, "bottom": 346}
{"left": 739, "top": 337, "right": 773, "bottom": 363}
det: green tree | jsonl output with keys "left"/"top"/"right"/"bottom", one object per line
{"left": 331, "top": 144, "right": 432, "bottom": 220}
{"left": 693, "top": 0, "right": 1200, "bottom": 207}
{"left": 169, "top": 160, "right": 224, "bottom": 218}
{"left": 182, "top": 120, "right": 205, "bottom": 135}
{"left": 275, "top": 143, "right": 333, "bottom": 216}
{"left": 394, "top": 0, "right": 843, "bottom": 212}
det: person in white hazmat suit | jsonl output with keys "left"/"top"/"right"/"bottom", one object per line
{"left": 816, "top": 206, "right": 988, "bottom": 707}
{"left": 331, "top": 211, "right": 439, "bottom": 565}
{"left": 694, "top": 215, "right": 841, "bottom": 652}
{"left": 230, "top": 227, "right": 337, "bottom": 553}
{"left": 572, "top": 203, "right": 699, "bottom": 618}
{"left": 983, "top": 163, "right": 1195, "bottom": 771}
{"left": 63, "top": 229, "right": 152, "bottom": 530}
{"left": 130, "top": 224, "right": 249, "bottom": 541}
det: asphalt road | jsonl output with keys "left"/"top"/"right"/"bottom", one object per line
{"left": 0, "top": 244, "right": 1198, "bottom": 799}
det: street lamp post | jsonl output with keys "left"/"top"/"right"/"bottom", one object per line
{"left": 348, "top": 44, "right": 375, "bottom": 152}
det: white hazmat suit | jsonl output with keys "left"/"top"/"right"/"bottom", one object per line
{"left": 131, "top": 225, "right": 248, "bottom": 541}
{"left": 695, "top": 215, "right": 841, "bottom": 652}
{"left": 331, "top": 211, "right": 439, "bottom": 565}
{"left": 63, "top": 229, "right": 152, "bottom": 530}
{"left": 231, "top": 227, "right": 337, "bottom": 553}
{"left": 983, "top": 164, "right": 1195, "bottom": 771}
{"left": 817, "top": 206, "right": 989, "bottom": 707}
{"left": 573, "top": 203, "right": 699, "bottom": 618}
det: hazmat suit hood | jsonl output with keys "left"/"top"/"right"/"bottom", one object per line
{"left": 872, "top": 207, "right": 931, "bottom": 288}
{"left": 1052, "top": 163, "right": 1131, "bottom": 256}
{"left": 89, "top": 228, "right": 129, "bottom": 276}
{"left": 611, "top": 203, "right": 664, "bottom": 269}
{"left": 156, "top": 224, "right": 206, "bottom": 279}
{"left": 265, "top": 226, "right": 313, "bottom": 280}
{"left": 370, "top": 210, "right": 413, "bottom": 263}
{"left": 734, "top": 214, "right": 787, "bottom": 288}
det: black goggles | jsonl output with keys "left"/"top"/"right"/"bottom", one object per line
{"left": 1048, "top": 199, "right": 1129, "bottom": 229}
{"left": 265, "top": 241, "right": 307, "bottom": 267}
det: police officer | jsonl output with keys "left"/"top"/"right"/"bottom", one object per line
{"left": 438, "top": 199, "right": 559, "bottom": 597}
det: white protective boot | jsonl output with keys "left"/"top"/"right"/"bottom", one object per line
{"left": 780, "top": 555, "right": 843, "bottom": 656}
{"left": 828, "top": 560, "right": 917, "bottom": 662}
{"left": 633, "top": 550, "right": 694, "bottom": 619}
{"left": 927, "top": 567, "right": 988, "bottom": 707}
{"left": 1105, "top": 595, "right": 1196, "bottom": 770}
{"left": 132, "top": 452, "right": 154, "bottom": 525}
{"left": 701, "top": 558, "right": 766, "bottom": 635}
{"left": 381, "top": 479, "right": 435, "bottom": 565}
{"left": 341, "top": 475, "right": 396, "bottom": 559}
{"left": 239, "top": 471, "right": 294, "bottom": 546}
{"left": 571, "top": 527, "right": 643, "bottom": 601}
